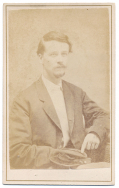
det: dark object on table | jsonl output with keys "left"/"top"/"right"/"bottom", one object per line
{"left": 50, "top": 148, "right": 91, "bottom": 168}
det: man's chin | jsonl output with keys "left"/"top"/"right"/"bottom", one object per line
{"left": 54, "top": 72, "right": 65, "bottom": 78}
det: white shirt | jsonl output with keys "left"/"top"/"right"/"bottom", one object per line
{"left": 42, "top": 75, "right": 70, "bottom": 147}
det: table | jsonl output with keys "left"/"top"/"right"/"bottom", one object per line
{"left": 76, "top": 162, "right": 110, "bottom": 169}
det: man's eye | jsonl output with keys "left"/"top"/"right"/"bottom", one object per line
{"left": 62, "top": 53, "right": 68, "bottom": 57}
{"left": 50, "top": 53, "right": 58, "bottom": 57}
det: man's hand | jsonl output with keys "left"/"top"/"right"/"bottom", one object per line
{"left": 81, "top": 133, "right": 100, "bottom": 153}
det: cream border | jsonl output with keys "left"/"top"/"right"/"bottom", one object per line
{"left": 3, "top": 3, "right": 115, "bottom": 185}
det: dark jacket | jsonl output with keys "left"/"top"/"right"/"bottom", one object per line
{"left": 9, "top": 77, "right": 110, "bottom": 169}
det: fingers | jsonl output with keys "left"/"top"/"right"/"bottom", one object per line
{"left": 85, "top": 142, "right": 99, "bottom": 151}
{"left": 86, "top": 142, "right": 92, "bottom": 150}
{"left": 86, "top": 142, "right": 99, "bottom": 150}
{"left": 81, "top": 138, "right": 87, "bottom": 153}
{"left": 81, "top": 133, "right": 100, "bottom": 153}
{"left": 94, "top": 143, "right": 99, "bottom": 149}
{"left": 91, "top": 143, "right": 95, "bottom": 150}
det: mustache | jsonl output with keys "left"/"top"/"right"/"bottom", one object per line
{"left": 55, "top": 65, "right": 66, "bottom": 68}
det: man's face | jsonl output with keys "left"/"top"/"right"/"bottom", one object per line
{"left": 41, "top": 40, "right": 69, "bottom": 79}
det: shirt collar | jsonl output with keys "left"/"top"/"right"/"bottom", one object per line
{"left": 42, "top": 74, "right": 63, "bottom": 92}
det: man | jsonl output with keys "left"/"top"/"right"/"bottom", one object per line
{"left": 9, "top": 31, "right": 110, "bottom": 169}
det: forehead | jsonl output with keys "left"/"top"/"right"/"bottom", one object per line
{"left": 44, "top": 40, "right": 69, "bottom": 52}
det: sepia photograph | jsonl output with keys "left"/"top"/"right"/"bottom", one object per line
{"left": 3, "top": 3, "right": 115, "bottom": 185}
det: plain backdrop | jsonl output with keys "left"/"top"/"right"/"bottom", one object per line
{"left": 8, "top": 7, "right": 110, "bottom": 111}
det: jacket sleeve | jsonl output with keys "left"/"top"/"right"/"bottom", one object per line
{"left": 9, "top": 94, "right": 53, "bottom": 169}
{"left": 82, "top": 92, "right": 110, "bottom": 143}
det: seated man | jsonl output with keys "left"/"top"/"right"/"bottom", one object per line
{"left": 9, "top": 31, "right": 110, "bottom": 169}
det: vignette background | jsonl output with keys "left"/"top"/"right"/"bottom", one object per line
{"left": 8, "top": 7, "right": 110, "bottom": 111}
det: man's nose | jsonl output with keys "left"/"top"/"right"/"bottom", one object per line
{"left": 57, "top": 54, "right": 64, "bottom": 63}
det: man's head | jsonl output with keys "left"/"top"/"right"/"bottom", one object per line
{"left": 37, "top": 31, "right": 72, "bottom": 83}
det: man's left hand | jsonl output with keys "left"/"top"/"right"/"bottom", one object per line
{"left": 81, "top": 133, "right": 100, "bottom": 153}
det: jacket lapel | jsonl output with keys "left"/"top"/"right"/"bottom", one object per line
{"left": 35, "top": 77, "right": 61, "bottom": 131}
{"left": 62, "top": 81, "right": 75, "bottom": 135}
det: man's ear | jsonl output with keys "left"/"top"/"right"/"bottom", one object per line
{"left": 38, "top": 54, "right": 43, "bottom": 64}
{"left": 38, "top": 54, "right": 43, "bottom": 60}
